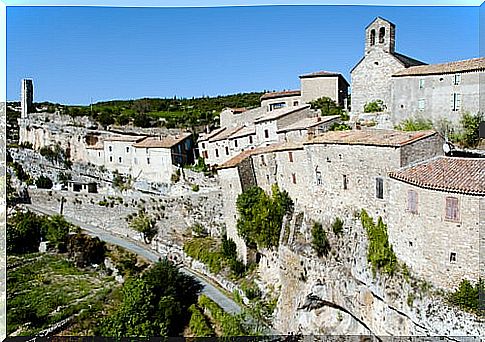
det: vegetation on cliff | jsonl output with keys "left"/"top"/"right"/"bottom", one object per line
{"left": 360, "top": 209, "right": 398, "bottom": 277}
{"left": 236, "top": 184, "right": 293, "bottom": 249}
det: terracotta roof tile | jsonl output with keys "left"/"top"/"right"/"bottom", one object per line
{"left": 209, "top": 126, "right": 245, "bottom": 142}
{"left": 277, "top": 115, "right": 340, "bottom": 133}
{"left": 104, "top": 135, "right": 146, "bottom": 142}
{"left": 217, "top": 142, "right": 303, "bottom": 170}
{"left": 389, "top": 157, "right": 485, "bottom": 195}
{"left": 393, "top": 57, "right": 485, "bottom": 77}
{"left": 306, "top": 129, "right": 437, "bottom": 147}
{"left": 260, "top": 90, "right": 301, "bottom": 101}
{"left": 198, "top": 127, "right": 226, "bottom": 142}
{"left": 132, "top": 133, "right": 191, "bottom": 148}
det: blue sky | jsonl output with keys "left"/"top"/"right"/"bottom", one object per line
{"left": 5, "top": 4, "right": 481, "bottom": 105}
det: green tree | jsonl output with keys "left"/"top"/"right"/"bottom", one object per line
{"left": 448, "top": 278, "right": 484, "bottom": 313}
{"left": 129, "top": 211, "right": 158, "bottom": 244}
{"left": 309, "top": 97, "right": 345, "bottom": 118}
{"left": 236, "top": 184, "right": 293, "bottom": 249}
{"left": 7, "top": 211, "right": 44, "bottom": 254}
{"left": 363, "top": 99, "right": 385, "bottom": 113}
{"left": 44, "top": 215, "right": 71, "bottom": 250}
{"left": 67, "top": 233, "right": 106, "bottom": 268}
{"left": 459, "top": 112, "right": 484, "bottom": 148}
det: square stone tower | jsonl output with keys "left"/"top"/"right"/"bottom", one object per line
{"left": 21, "top": 79, "right": 33, "bottom": 118}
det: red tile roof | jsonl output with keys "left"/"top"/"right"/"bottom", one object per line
{"left": 260, "top": 90, "right": 301, "bottom": 101}
{"left": 132, "top": 133, "right": 191, "bottom": 148}
{"left": 389, "top": 157, "right": 485, "bottom": 195}
{"left": 306, "top": 129, "right": 437, "bottom": 147}
{"left": 392, "top": 57, "right": 485, "bottom": 77}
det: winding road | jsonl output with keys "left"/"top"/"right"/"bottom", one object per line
{"left": 25, "top": 203, "right": 242, "bottom": 315}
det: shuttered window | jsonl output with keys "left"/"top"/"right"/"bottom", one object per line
{"left": 445, "top": 197, "right": 459, "bottom": 221}
{"left": 376, "top": 178, "right": 383, "bottom": 199}
{"left": 407, "top": 190, "right": 418, "bottom": 213}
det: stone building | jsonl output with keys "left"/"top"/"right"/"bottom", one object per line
{"left": 103, "top": 135, "right": 146, "bottom": 175}
{"left": 260, "top": 90, "right": 302, "bottom": 112}
{"left": 351, "top": 17, "right": 426, "bottom": 115}
{"left": 217, "top": 129, "right": 445, "bottom": 268}
{"left": 388, "top": 157, "right": 484, "bottom": 289}
{"left": 299, "top": 71, "right": 349, "bottom": 108}
{"left": 391, "top": 58, "right": 485, "bottom": 125}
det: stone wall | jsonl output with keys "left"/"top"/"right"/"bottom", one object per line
{"left": 351, "top": 49, "right": 405, "bottom": 114}
{"left": 391, "top": 71, "right": 483, "bottom": 126}
{"left": 261, "top": 95, "right": 301, "bottom": 113}
{"left": 388, "top": 180, "right": 481, "bottom": 289}
{"left": 219, "top": 107, "right": 264, "bottom": 129}
{"left": 300, "top": 77, "right": 339, "bottom": 105}
{"left": 400, "top": 133, "right": 444, "bottom": 167}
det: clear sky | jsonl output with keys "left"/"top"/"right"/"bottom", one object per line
{"left": 6, "top": 4, "right": 480, "bottom": 105}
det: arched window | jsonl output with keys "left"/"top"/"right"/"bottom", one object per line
{"left": 379, "top": 27, "right": 385, "bottom": 44}
{"left": 370, "top": 29, "right": 376, "bottom": 46}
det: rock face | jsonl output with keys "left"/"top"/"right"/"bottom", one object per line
{"left": 257, "top": 212, "right": 483, "bottom": 336}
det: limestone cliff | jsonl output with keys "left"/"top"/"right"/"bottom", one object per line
{"left": 257, "top": 212, "right": 483, "bottom": 336}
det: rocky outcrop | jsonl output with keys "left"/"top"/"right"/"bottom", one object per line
{"left": 258, "top": 212, "right": 483, "bottom": 336}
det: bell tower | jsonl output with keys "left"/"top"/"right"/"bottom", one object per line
{"left": 365, "top": 17, "right": 395, "bottom": 55}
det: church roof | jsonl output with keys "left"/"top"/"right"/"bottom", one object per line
{"left": 260, "top": 90, "right": 301, "bottom": 101}
{"left": 393, "top": 52, "right": 427, "bottom": 68}
{"left": 389, "top": 157, "right": 485, "bottom": 196}
{"left": 392, "top": 57, "right": 485, "bottom": 77}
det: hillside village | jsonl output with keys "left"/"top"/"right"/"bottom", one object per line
{"left": 6, "top": 16, "right": 485, "bottom": 337}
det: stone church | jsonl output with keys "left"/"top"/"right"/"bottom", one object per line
{"left": 350, "top": 17, "right": 426, "bottom": 115}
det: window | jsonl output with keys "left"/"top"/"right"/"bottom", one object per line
{"left": 234, "top": 140, "right": 238, "bottom": 148}
{"left": 418, "top": 99, "right": 425, "bottom": 111}
{"left": 292, "top": 173, "right": 297, "bottom": 184}
{"left": 215, "top": 149, "right": 219, "bottom": 158}
{"left": 261, "top": 155, "right": 266, "bottom": 166}
{"left": 266, "top": 175, "right": 270, "bottom": 182}
{"left": 451, "top": 93, "right": 461, "bottom": 111}
{"left": 419, "top": 79, "right": 425, "bottom": 89}
{"left": 203, "top": 151, "right": 208, "bottom": 158}
{"left": 343, "top": 175, "right": 348, "bottom": 190}
{"left": 445, "top": 197, "right": 459, "bottom": 221}
{"left": 134, "top": 157, "right": 137, "bottom": 164}
{"left": 293, "top": 101, "right": 299, "bottom": 106}
{"left": 109, "top": 156, "right": 113, "bottom": 162}
{"left": 264, "top": 130, "right": 269, "bottom": 139}
{"left": 126, "top": 147, "right": 130, "bottom": 153}
{"left": 98, "top": 152, "right": 101, "bottom": 157}
{"left": 225, "top": 146, "right": 229, "bottom": 155}
{"left": 147, "top": 157, "right": 150, "bottom": 164}
{"left": 379, "top": 27, "right": 385, "bottom": 44}
{"left": 109, "top": 146, "right": 112, "bottom": 152}
{"left": 407, "top": 190, "right": 418, "bottom": 214}
{"left": 316, "top": 170, "right": 322, "bottom": 185}
{"left": 202, "top": 142, "right": 205, "bottom": 149}
{"left": 249, "top": 135, "right": 253, "bottom": 144}
{"left": 269, "top": 102, "right": 286, "bottom": 111}
{"left": 370, "top": 29, "right": 376, "bottom": 46}
{"left": 119, "top": 157, "right": 122, "bottom": 163}
{"left": 450, "top": 252, "right": 457, "bottom": 262}
{"left": 453, "top": 74, "right": 461, "bottom": 85}
{"left": 376, "top": 178, "right": 383, "bottom": 199}
{"left": 145, "top": 148, "right": 148, "bottom": 154}
{"left": 288, "top": 151, "right": 293, "bottom": 162}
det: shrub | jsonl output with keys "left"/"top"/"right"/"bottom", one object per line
{"left": 191, "top": 184, "right": 200, "bottom": 192}
{"left": 329, "top": 122, "right": 351, "bottom": 131}
{"left": 188, "top": 304, "right": 214, "bottom": 337}
{"left": 311, "top": 222, "right": 330, "bottom": 257}
{"left": 191, "top": 223, "right": 208, "bottom": 237}
{"left": 171, "top": 169, "right": 181, "bottom": 183}
{"left": 363, "top": 100, "right": 385, "bottom": 113}
{"left": 395, "top": 117, "right": 433, "bottom": 131}
{"left": 67, "top": 233, "right": 106, "bottom": 268}
{"left": 36, "top": 175, "right": 53, "bottom": 189}
{"left": 129, "top": 211, "right": 157, "bottom": 244}
{"left": 331, "top": 217, "right": 344, "bottom": 235}
{"left": 448, "top": 278, "right": 484, "bottom": 314}
{"left": 458, "top": 112, "right": 483, "bottom": 148}
{"left": 361, "top": 209, "right": 397, "bottom": 277}
{"left": 236, "top": 184, "right": 293, "bottom": 249}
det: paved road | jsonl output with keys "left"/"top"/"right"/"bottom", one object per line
{"left": 25, "top": 204, "right": 242, "bottom": 315}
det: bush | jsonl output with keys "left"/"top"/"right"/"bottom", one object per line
{"left": 129, "top": 211, "right": 157, "bottom": 244}
{"left": 458, "top": 112, "right": 483, "bottom": 148}
{"left": 395, "top": 117, "right": 433, "bottom": 131}
{"left": 309, "top": 96, "right": 348, "bottom": 120}
{"left": 329, "top": 122, "right": 351, "bottom": 131}
{"left": 67, "top": 233, "right": 106, "bottom": 268}
{"left": 236, "top": 184, "right": 293, "bottom": 249}
{"left": 361, "top": 209, "right": 397, "bottom": 277}
{"left": 191, "top": 184, "right": 200, "bottom": 192}
{"left": 448, "top": 278, "right": 484, "bottom": 314}
{"left": 331, "top": 217, "right": 344, "bottom": 235}
{"left": 188, "top": 304, "right": 214, "bottom": 337}
{"left": 36, "top": 175, "right": 53, "bottom": 189}
{"left": 171, "top": 169, "right": 181, "bottom": 183}
{"left": 363, "top": 99, "right": 385, "bottom": 113}
{"left": 7, "top": 211, "right": 45, "bottom": 254}
{"left": 311, "top": 222, "right": 330, "bottom": 257}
